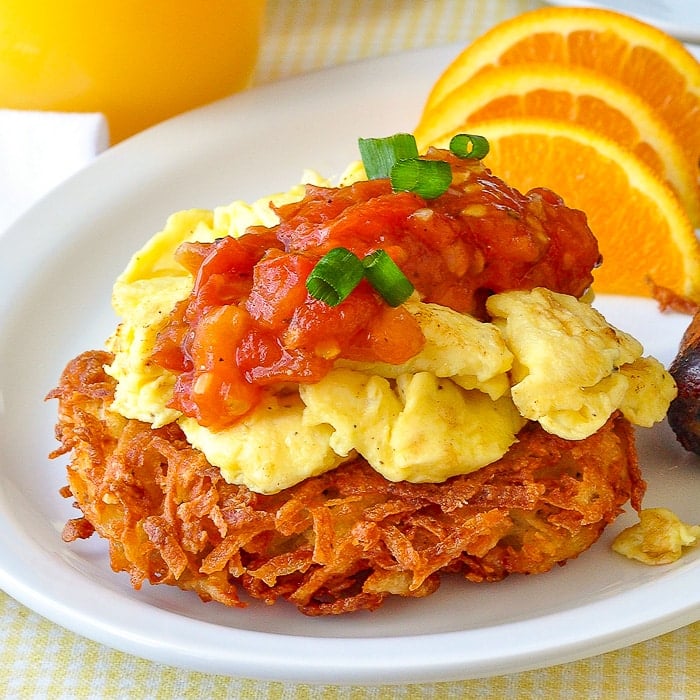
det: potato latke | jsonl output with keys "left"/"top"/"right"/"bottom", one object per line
{"left": 50, "top": 350, "right": 644, "bottom": 616}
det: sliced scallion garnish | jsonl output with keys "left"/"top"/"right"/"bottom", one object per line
{"left": 449, "top": 133, "right": 490, "bottom": 159}
{"left": 362, "top": 250, "right": 414, "bottom": 307}
{"left": 390, "top": 158, "right": 452, "bottom": 199}
{"left": 306, "top": 248, "right": 414, "bottom": 307}
{"left": 358, "top": 133, "right": 420, "bottom": 180}
{"left": 305, "top": 247, "right": 365, "bottom": 306}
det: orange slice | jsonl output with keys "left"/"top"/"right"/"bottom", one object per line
{"left": 441, "top": 117, "right": 700, "bottom": 301}
{"left": 421, "top": 6, "right": 700, "bottom": 172}
{"left": 414, "top": 63, "right": 700, "bottom": 225}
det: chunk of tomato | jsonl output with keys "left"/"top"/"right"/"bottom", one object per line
{"left": 246, "top": 250, "right": 316, "bottom": 328}
{"left": 173, "top": 304, "right": 260, "bottom": 428}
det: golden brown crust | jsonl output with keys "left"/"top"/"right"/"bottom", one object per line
{"left": 49, "top": 350, "right": 645, "bottom": 615}
{"left": 649, "top": 280, "right": 700, "bottom": 316}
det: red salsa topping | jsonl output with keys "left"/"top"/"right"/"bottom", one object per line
{"left": 151, "top": 148, "right": 599, "bottom": 430}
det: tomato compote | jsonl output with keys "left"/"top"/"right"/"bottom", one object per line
{"left": 152, "top": 148, "right": 599, "bottom": 429}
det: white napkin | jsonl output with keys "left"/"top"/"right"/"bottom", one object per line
{"left": 0, "top": 109, "right": 109, "bottom": 234}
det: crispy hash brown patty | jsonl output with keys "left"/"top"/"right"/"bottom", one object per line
{"left": 49, "top": 350, "right": 645, "bottom": 616}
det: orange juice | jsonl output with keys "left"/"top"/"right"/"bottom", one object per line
{"left": 0, "top": 1, "right": 266, "bottom": 143}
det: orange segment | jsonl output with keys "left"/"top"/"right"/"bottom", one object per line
{"left": 438, "top": 117, "right": 700, "bottom": 301}
{"left": 422, "top": 6, "right": 700, "bottom": 172}
{"left": 414, "top": 62, "right": 700, "bottom": 225}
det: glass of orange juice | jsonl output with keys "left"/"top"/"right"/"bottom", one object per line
{"left": 0, "top": 1, "right": 266, "bottom": 143}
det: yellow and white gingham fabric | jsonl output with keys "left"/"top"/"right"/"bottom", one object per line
{"left": 3, "top": 1, "right": 700, "bottom": 697}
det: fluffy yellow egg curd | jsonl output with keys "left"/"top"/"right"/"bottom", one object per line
{"left": 613, "top": 508, "right": 700, "bottom": 565}
{"left": 105, "top": 174, "right": 676, "bottom": 495}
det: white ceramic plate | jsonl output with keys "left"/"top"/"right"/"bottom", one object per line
{"left": 1, "top": 46, "right": 699, "bottom": 685}
{"left": 545, "top": 0, "right": 700, "bottom": 44}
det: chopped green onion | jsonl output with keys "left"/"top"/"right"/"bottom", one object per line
{"left": 306, "top": 247, "right": 414, "bottom": 308}
{"left": 362, "top": 250, "right": 414, "bottom": 307}
{"left": 390, "top": 158, "right": 452, "bottom": 199}
{"left": 449, "top": 133, "right": 490, "bottom": 159}
{"left": 358, "top": 133, "right": 419, "bottom": 179}
{"left": 305, "top": 247, "right": 365, "bottom": 306}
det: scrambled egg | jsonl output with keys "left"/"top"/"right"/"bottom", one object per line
{"left": 180, "top": 392, "right": 342, "bottom": 495}
{"left": 612, "top": 508, "right": 700, "bottom": 565}
{"left": 301, "top": 369, "right": 524, "bottom": 484}
{"left": 486, "top": 289, "right": 676, "bottom": 440}
{"left": 104, "top": 175, "right": 677, "bottom": 494}
{"left": 338, "top": 298, "right": 513, "bottom": 400}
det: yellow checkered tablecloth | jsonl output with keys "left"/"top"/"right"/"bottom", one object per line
{"left": 3, "top": 0, "right": 700, "bottom": 697}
